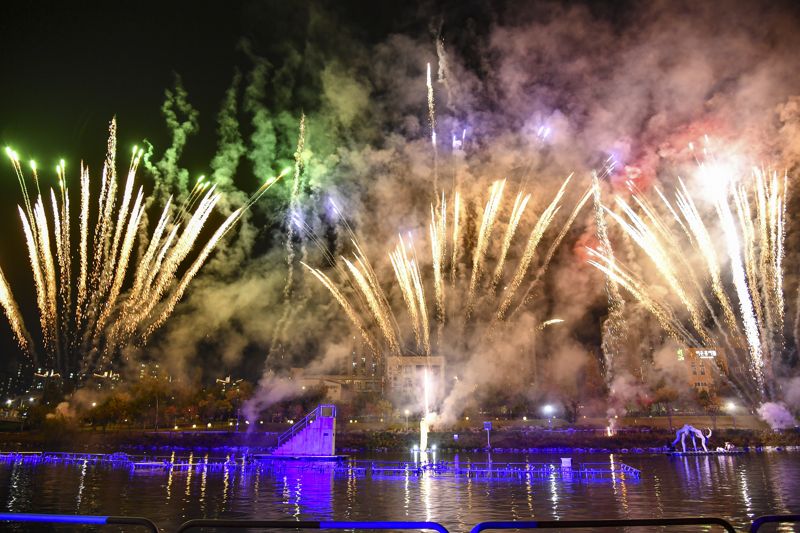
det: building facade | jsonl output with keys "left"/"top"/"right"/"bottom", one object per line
{"left": 678, "top": 347, "right": 728, "bottom": 394}
{"left": 384, "top": 355, "right": 445, "bottom": 402}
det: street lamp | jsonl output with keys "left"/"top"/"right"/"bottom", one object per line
{"left": 726, "top": 401, "right": 737, "bottom": 429}
{"left": 543, "top": 404, "right": 555, "bottom": 428}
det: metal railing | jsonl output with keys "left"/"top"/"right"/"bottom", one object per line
{"left": 470, "top": 517, "right": 737, "bottom": 532}
{"left": 0, "top": 512, "right": 159, "bottom": 532}
{"left": 750, "top": 514, "right": 800, "bottom": 532}
{"left": 277, "top": 405, "right": 334, "bottom": 448}
{"left": 177, "top": 519, "right": 449, "bottom": 533}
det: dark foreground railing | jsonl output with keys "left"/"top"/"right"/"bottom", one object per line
{"left": 2, "top": 512, "right": 797, "bottom": 532}
{"left": 177, "top": 520, "right": 450, "bottom": 533}
{"left": 750, "top": 514, "right": 800, "bottom": 532}
{"left": 0, "top": 512, "right": 159, "bottom": 532}
{"left": 471, "top": 517, "right": 737, "bottom": 533}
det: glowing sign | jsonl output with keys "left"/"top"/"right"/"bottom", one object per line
{"left": 696, "top": 349, "right": 717, "bottom": 359}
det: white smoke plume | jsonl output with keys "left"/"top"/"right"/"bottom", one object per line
{"left": 129, "top": 1, "right": 800, "bottom": 419}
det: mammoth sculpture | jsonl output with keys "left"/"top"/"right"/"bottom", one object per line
{"left": 671, "top": 424, "right": 712, "bottom": 453}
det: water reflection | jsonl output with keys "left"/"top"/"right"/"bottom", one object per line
{"left": 0, "top": 452, "right": 796, "bottom": 531}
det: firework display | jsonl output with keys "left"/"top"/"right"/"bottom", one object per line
{"left": 588, "top": 161, "right": 787, "bottom": 406}
{"left": 1, "top": 0, "right": 799, "bottom": 433}
{"left": 0, "top": 120, "right": 283, "bottom": 378}
{"left": 305, "top": 178, "right": 591, "bottom": 360}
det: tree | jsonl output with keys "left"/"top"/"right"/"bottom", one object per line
{"left": 653, "top": 385, "right": 679, "bottom": 431}
{"left": 563, "top": 397, "right": 580, "bottom": 424}
{"left": 696, "top": 389, "right": 722, "bottom": 430}
{"left": 92, "top": 393, "right": 130, "bottom": 430}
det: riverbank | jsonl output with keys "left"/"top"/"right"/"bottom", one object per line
{"left": 0, "top": 421, "right": 797, "bottom": 454}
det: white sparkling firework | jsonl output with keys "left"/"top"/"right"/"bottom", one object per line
{"left": 589, "top": 163, "right": 787, "bottom": 404}
{"left": 1, "top": 120, "right": 282, "bottom": 376}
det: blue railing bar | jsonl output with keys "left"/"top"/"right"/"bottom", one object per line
{"left": 0, "top": 513, "right": 107, "bottom": 524}
{"left": 321, "top": 521, "right": 449, "bottom": 533}
{"left": 177, "top": 519, "right": 449, "bottom": 533}
{"left": 471, "top": 517, "right": 736, "bottom": 533}
{"left": 0, "top": 512, "right": 159, "bottom": 532}
{"left": 750, "top": 514, "right": 800, "bottom": 532}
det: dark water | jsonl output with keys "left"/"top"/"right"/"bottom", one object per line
{"left": 0, "top": 451, "right": 798, "bottom": 532}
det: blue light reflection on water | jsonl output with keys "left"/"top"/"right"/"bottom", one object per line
{"left": 0, "top": 451, "right": 797, "bottom": 532}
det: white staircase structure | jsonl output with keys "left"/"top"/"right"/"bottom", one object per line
{"left": 272, "top": 404, "right": 337, "bottom": 456}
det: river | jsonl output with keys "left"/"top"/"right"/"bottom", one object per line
{"left": 0, "top": 450, "right": 797, "bottom": 531}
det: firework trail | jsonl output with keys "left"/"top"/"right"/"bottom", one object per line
{"left": 1, "top": 119, "right": 282, "bottom": 377}
{"left": 285, "top": 113, "right": 307, "bottom": 299}
{"left": 490, "top": 191, "right": 530, "bottom": 292}
{"left": 539, "top": 318, "right": 565, "bottom": 330}
{"left": 466, "top": 180, "right": 505, "bottom": 318}
{"left": 302, "top": 261, "right": 377, "bottom": 353}
{"left": 590, "top": 172, "right": 626, "bottom": 383}
{"left": 426, "top": 63, "right": 439, "bottom": 196}
{"left": 508, "top": 184, "right": 592, "bottom": 320}
{"left": 588, "top": 163, "right": 788, "bottom": 405}
{"left": 450, "top": 190, "right": 461, "bottom": 282}
{"left": 268, "top": 115, "right": 308, "bottom": 364}
{"left": 0, "top": 269, "right": 33, "bottom": 355}
{"left": 430, "top": 196, "right": 447, "bottom": 323}
{"left": 305, "top": 177, "right": 580, "bottom": 361}
{"left": 495, "top": 176, "right": 572, "bottom": 321}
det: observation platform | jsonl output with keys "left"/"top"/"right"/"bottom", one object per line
{"left": 272, "top": 404, "right": 337, "bottom": 457}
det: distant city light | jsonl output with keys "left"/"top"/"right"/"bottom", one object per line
{"left": 543, "top": 404, "right": 554, "bottom": 416}
{"left": 522, "top": 416, "right": 527, "bottom": 421}
{"left": 207, "top": 422, "right": 212, "bottom": 428}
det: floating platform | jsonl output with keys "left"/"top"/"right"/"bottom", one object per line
{"left": 252, "top": 454, "right": 348, "bottom": 462}
{"left": 667, "top": 450, "right": 745, "bottom": 456}
{"left": 0, "top": 451, "right": 640, "bottom": 482}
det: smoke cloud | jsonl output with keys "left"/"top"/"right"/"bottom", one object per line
{"left": 129, "top": 0, "right": 800, "bottom": 420}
